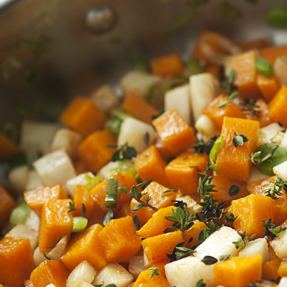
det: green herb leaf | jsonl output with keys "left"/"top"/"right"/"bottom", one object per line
{"left": 232, "top": 133, "right": 248, "bottom": 148}
{"left": 224, "top": 212, "right": 238, "bottom": 227}
{"left": 103, "top": 208, "right": 114, "bottom": 226}
{"left": 46, "top": 239, "right": 61, "bottom": 249}
{"left": 201, "top": 255, "right": 218, "bottom": 265}
{"left": 221, "top": 70, "right": 237, "bottom": 95}
{"left": 42, "top": 251, "right": 52, "bottom": 260}
{"left": 196, "top": 279, "right": 206, "bottom": 287}
{"left": 220, "top": 254, "right": 230, "bottom": 261}
{"left": 218, "top": 92, "right": 239, "bottom": 108}
{"left": 162, "top": 189, "right": 176, "bottom": 195}
{"left": 133, "top": 215, "right": 140, "bottom": 230}
{"left": 108, "top": 143, "right": 137, "bottom": 161}
{"left": 149, "top": 267, "right": 160, "bottom": 278}
{"left": 264, "top": 177, "right": 287, "bottom": 199}
{"left": 240, "top": 98, "right": 260, "bottom": 118}
{"left": 262, "top": 218, "right": 286, "bottom": 240}
{"left": 229, "top": 185, "right": 240, "bottom": 196}
{"left": 209, "top": 136, "right": 224, "bottom": 172}
{"left": 255, "top": 57, "right": 273, "bottom": 77}
{"left": 80, "top": 203, "right": 86, "bottom": 217}
{"left": 67, "top": 202, "right": 78, "bottom": 213}
{"left": 192, "top": 137, "right": 216, "bottom": 155}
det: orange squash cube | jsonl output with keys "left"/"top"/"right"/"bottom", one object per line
{"left": 182, "top": 220, "right": 207, "bottom": 248}
{"left": 60, "top": 96, "right": 107, "bottom": 137}
{"left": 257, "top": 74, "right": 279, "bottom": 102}
{"left": 278, "top": 260, "right": 287, "bottom": 278}
{"left": 30, "top": 260, "right": 70, "bottom": 287}
{"left": 72, "top": 185, "right": 94, "bottom": 219}
{"left": 134, "top": 145, "right": 169, "bottom": 187}
{"left": 24, "top": 184, "right": 67, "bottom": 216}
{"left": 262, "top": 257, "right": 281, "bottom": 281}
{"left": 98, "top": 216, "right": 141, "bottom": 262}
{"left": 231, "top": 194, "right": 274, "bottom": 238}
{"left": 165, "top": 152, "right": 209, "bottom": 195}
{"left": 268, "top": 85, "right": 287, "bottom": 127}
{"left": 151, "top": 54, "right": 184, "bottom": 77}
{"left": 38, "top": 199, "right": 73, "bottom": 253}
{"left": 0, "top": 237, "right": 35, "bottom": 286}
{"left": 133, "top": 269, "right": 170, "bottom": 287}
{"left": 260, "top": 46, "right": 287, "bottom": 64}
{"left": 61, "top": 223, "right": 107, "bottom": 271}
{"left": 77, "top": 129, "right": 117, "bottom": 173}
{"left": 0, "top": 185, "right": 16, "bottom": 229}
{"left": 152, "top": 110, "right": 196, "bottom": 154}
{"left": 216, "top": 117, "right": 259, "bottom": 182}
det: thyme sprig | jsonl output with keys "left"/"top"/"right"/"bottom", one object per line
{"left": 232, "top": 133, "right": 248, "bottom": 148}
{"left": 245, "top": 144, "right": 279, "bottom": 165}
{"left": 107, "top": 143, "right": 137, "bottom": 161}
{"left": 224, "top": 213, "right": 238, "bottom": 227}
{"left": 149, "top": 267, "right": 160, "bottom": 278}
{"left": 196, "top": 279, "right": 206, "bottom": 287}
{"left": 262, "top": 218, "right": 286, "bottom": 240}
{"left": 166, "top": 241, "right": 196, "bottom": 262}
{"left": 119, "top": 180, "right": 158, "bottom": 211}
{"left": 221, "top": 70, "right": 237, "bottom": 95}
{"left": 192, "top": 137, "right": 216, "bottom": 155}
{"left": 165, "top": 206, "right": 194, "bottom": 232}
{"left": 240, "top": 98, "right": 261, "bottom": 118}
{"left": 218, "top": 92, "right": 239, "bottom": 108}
{"left": 264, "top": 176, "right": 287, "bottom": 199}
{"left": 67, "top": 202, "right": 78, "bottom": 213}
{"left": 198, "top": 222, "right": 218, "bottom": 243}
{"left": 233, "top": 231, "right": 256, "bottom": 249}
{"left": 197, "top": 173, "right": 216, "bottom": 198}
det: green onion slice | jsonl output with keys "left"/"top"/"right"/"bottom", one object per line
{"left": 209, "top": 136, "right": 224, "bottom": 172}
{"left": 255, "top": 58, "right": 273, "bottom": 77}
{"left": 105, "top": 177, "right": 119, "bottom": 208}
{"left": 9, "top": 203, "right": 31, "bottom": 226}
{"left": 72, "top": 217, "right": 88, "bottom": 232}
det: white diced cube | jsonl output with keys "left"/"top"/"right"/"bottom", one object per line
{"left": 98, "top": 161, "right": 120, "bottom": 181}
{"left": 195, "top": 114, "right": 219, "bottom": 139}
{"left": 50, "top": 128, "right": 83, "bottom": 158}
{"left": 258, "top": 123, "right": 284, "bottom": 146}
{"left": 8, "top": 165, "right": 29, "bottom": 194}
{"left": 195, "top": 226, "right": 241, "bottom": 260}
{"left": 90, "top": 85, "right": 120, "bottom": 113}
{"left": 118, "top": 118, "right": 156, "bottom": 153}
{"left": 66, "top": 172, "right": 95, "bottom": 197}
{"left": 270, "top": 229, "right": 287, "bottom": 259}
{"left": 278, "top": 277, "right": 287, "bottom": 287}
{"left": 33, "top": 149, "right": 76, "bottom": 192}
{"left": 48, "top": 235, "right": 69, "bottom": 260}
{"left": 247, "top": 165, "right": 270, "bottom": 185}
{"left": 280, "top": 131, "right": 287, "bottom": 152}
{"left": 273, "top": 161, "right": 287, "bottom": 181}
{"left": 92, "top": 263, "right": 134, "bottom": 287}
{"left": 165, "top": 256, "right": 214, "bottom": 287}
{"left": 120, "top": 70, "right": 160, "bottom": 98}
{"left": 128, "top": 256, "right": 148, "bottom": 278}
{"left": 25, "top": 210, "right": 40, "bottom": 233}
{"left": 25, "top": 170, "right": 43, "bottom": 190}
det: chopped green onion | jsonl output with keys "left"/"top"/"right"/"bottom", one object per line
{"left": 72, "top": 217, "right": 88, "bottom": 232}
{"left": 255, "top": 144, "right": 287, "bottom": 176}
{"left": 85, "top": 174, "right": 100, "bottom": 190}
{"left": 209, "top": 136, "right": 224, "bottom": 172}
{"left": 110, "top": 109, "right": 133, "bottom": 121}
{"left": 118, "top": 160, "right": 136, "bottom": 175}
{"left": 105, "top": 117, "right": 122, "bottom": 137}
{"left": 267, "top": 7, "right": 287, "bottom": 29}
{"left": 105, "top": 177, "right": 119, "bottom": 208}
{"left": 185, "top": 59, "right": 204, "bottom": 76}
{"left": 9, "top": 203, "right": 31, "bottom": 226}
{"left": 255, "top": 58, "right": 273, "bottom": 77}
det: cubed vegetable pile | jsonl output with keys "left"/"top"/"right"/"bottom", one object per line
{"left": 1, "top": 30, "right": 287, "bottom": 287}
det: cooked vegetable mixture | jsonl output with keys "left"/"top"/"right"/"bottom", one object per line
{"left": 1, "top": 30, "right": 287, "bottom": 287}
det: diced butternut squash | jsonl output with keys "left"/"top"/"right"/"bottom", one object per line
{"left": 154, "top": 136, "right": 177, "bottom": 161}
{"left": 211, "top": 174, "right": 249, "bottom": 206}
{"left": 38, "top": 199, "right": 73, "bottom": 253}
{"left": 257, "top": 75, "right": 279, "bottom": 102}
{"left": 24, "top": 184, "right": 67, "bottom": 216}
{"left": 133, "top": 269, "right": 170, "bottom": 287}
{"left": 77, "top": 130, "right": 117, "bottom": 173}
{"left": 0, "top": 185, "right": 16, "bottom": 229}
{"left": 61, "top": 224, "right": 107, "bottom": 271}
{"left": 98, "top": 216, "right": 141, "bottom": 262}
{"left": 134, "top": 145, "right": 169, "bottom": 187}
{"left": 204, "top": 64, "right": 223, "bottom": 80}
{"left": 214, "top": 254, "right": 262, "bottom": 287}
{"left": 182, "top": 220, "right": 207, "bottom": 248}
{"left": 90, "top": 172, "right": 136, "bottom": 213}
{"left": 236, "top": 38, "right": 269, "bottom": 52}
{"left": 165, "top": 152, "right": 208, "bottom": 195}
{"left": 130, "top": 181, "right": 177, "bottom": 226}
{"left": 152, "top": 109, "right": 196, "bottom": 154}
{"left": 0, "top": 131, "right": 19, "bottom": 161}
{"left": 60, "top": 96, "right": 107, "bottom": 137}
{"left": 30, "top": 260, "right": 70, "bottom": 287}
{"left": 262, "top": 257, "right": 281, "bottom": 281}
{"left": 0, "top": 237, "right": 35, "bottom": 286}
{"left": 248, "top": 176, "right": 287, "bottom": 225}
{"left": 278, "top": 260, "right": 287, "bottom": 278}
{"left": 142, "top": 230, "right": 183, "bottom": 264}
{"left": 268, "top": 85, "right": 287, "bottom": 127}
{"left": 123, "top": 93, "right": 158, "bottom": 124}
{"left": 260, "top": 46, "right": 287, "bottom": 64}
{"left": 216, "top": 117, "right": 259, "bottom": 182}
{"left": 73, "top": 185, "right": 94, "bottom": 219}
{"left": 137, "top": 206, "right": 176, "bottom": 238}
{"left": 150, "top": 259, "right": 170, "bottom": 278}
{"left": 231, "top": 194, "right": 274, "bottom": 238}
{"left": 231, "top": 50, "right": 262, "bottom": 98}
{"left": 115, "top": 201, "right": 132, "bottom": 218}
{"left": 203, "top": 94, "right": 246, "bottom": 129}
{"left": 151, "top": 54, "right": 184, "bottom": 77}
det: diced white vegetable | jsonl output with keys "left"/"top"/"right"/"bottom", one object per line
{"left": 165, "top": 256, "right": 214, "bottom": 287}
{"left": 280, "top": 132, "right": 287, "bottom": 152}
{"left": 164, "top": 84, "right": 192, "bottom": 125}
{"left": 67, "top": 260, "right": 97, "bottom": 287}
{"left": 80, "top": 283, "right": 94, "bottom": 287}
{"left": 5, "top": 223, "right": 38, "bottom": 251}
{"left": 118, "top": 118, "right": 156, "bottom": 153}
{"left": 66, "top": 172, "right": 95, "bottom": 197}
{"left": 195, "top": 114, "right": 218, "bottom": 139}
{"left": 8, "top": 165, "right": 29, "bottom": 194}
{"left": 20, "top": 120, "right": 59, "bottom": 153}
{"left": 270, "top": 229, "right": 287, "bottom": 259}
{"left": 258, "top": 123, "right": 284, "bottom": 146}
{"left": 273, "top": 161, "right": 287, "bottom": 181}
{"left": 50, "top": 128, "right": 83, "bottom": 158}
{"left": 247, "top": 165, "right": 269, "bottom": 185}
{"left": 274, "top": 56, "right": 287, "bottom": 87}
{"left": 143, "top": 251, "right": 151, "bottom": 268}
{"left": 128, "top": 256, "right": 148, "bottom": 278}
{"left": 25, "top": 170, "right": 43, "bottom": 190}
{"left": 48, "top": 235, "right": 69, "bottom": 260}
{"left": 45, "top": 284, "right": 56, "bottom": 287}
{"left": 33, "top": 149, "right": 76, "bottom": 193}
{"left": 195, "top": 226, "right": 241, "bottom": 260}
{"left": 223, "top": 55, "right": 233, "bottom": 77}
{"left": 90, "top": 85, "right": 120, "bottom": 113}
{"left": 33, "top": 246, "right": 45, "bottom": 266}
{"left": 189, "top": 73, "right": 220, "bottom": 121}
{"left": 98, "top": 161, "right": 119, "bottom": 181}
{"left": 120, "top": 70, "right": 160, "bottom": 98}
{"left": 278, "top": 277, "right": 287, "bottom": 287}
{"left": 25, "top": 210, "right": 40, "bottom": 233}
{"left": 239, "top": 238, "right": 269, "bottom": 264}
{"left": 92, "top": 263, "right": 134, "bottom": 287}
